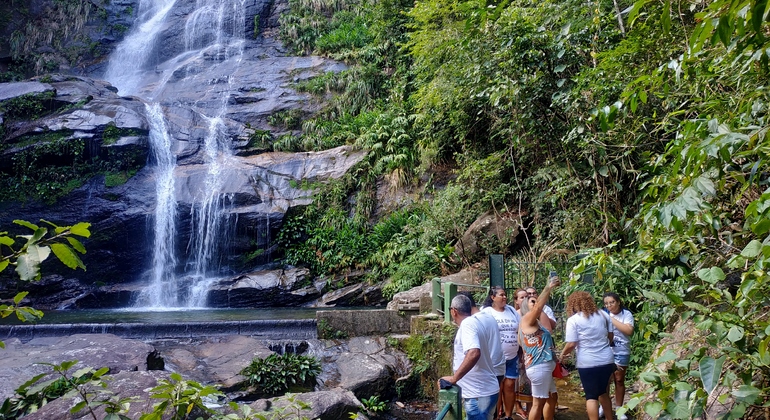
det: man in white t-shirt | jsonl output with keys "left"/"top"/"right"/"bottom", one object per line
{"left": 440, "top": 294, "right": 501, "bottom": 420}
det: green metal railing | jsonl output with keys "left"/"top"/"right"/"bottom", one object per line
{"left": 436, "top": 385, "right": 463, "bottom": 420}
{"left": 432, "top": 278, "right": 488, "bottom": 323}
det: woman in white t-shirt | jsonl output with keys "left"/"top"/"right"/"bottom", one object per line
{"left": 483, "top": 286, "right": 526, "bottom": 420}
{"left": 560, "top": 291, "right": 616, "bottom": 420}
{"left": 603, "top": 292, "right": 634, "bottom": 419}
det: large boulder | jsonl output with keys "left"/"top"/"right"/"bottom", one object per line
{"left": 21, "top": 370, "right": 171, "bottom": 420}
{"left": 0, "top": 334, "right": 156, "bottom": 402}
{"left": 453, "top": 210, "right": 524, "bottom": 263}
{"left": 249, "top": 388, "right": 364, "bottom": 420}
{"left": 157, "top": 335, "right": 274, "bottom": 391}
{"left": 318, "top": 336, "right": 410, "bottom": 401}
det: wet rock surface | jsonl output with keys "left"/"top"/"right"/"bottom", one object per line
{"left": 0, "top": 333, "right": 412, "bottom": 419}
{"left": 0, "top": 0, "right": 357, "bottom": 309}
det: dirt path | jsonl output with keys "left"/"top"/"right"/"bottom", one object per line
{"left": 554, "top": 377, "right": 589, "bottom": 420}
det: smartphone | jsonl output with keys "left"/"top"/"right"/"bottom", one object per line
{"left": 549, "top": 270, "right": 557, "bottom": 278}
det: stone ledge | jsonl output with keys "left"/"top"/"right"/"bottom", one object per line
{"left": 317, "top": 309, "right": 416, "bottom": 337}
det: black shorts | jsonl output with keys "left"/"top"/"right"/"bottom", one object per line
{"left": 577, "top": 363, "right": 616, "bottom": 400}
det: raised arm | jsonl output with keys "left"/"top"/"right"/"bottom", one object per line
{"left": 522, "top": 277, "right": 560, "bottom": 327}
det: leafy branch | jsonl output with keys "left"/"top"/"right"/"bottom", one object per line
{"left": 0, "top": 219, "right": 90, "bottom": 345}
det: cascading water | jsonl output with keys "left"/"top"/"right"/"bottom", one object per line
{"left": 140, "top": 103, "right": 179, "bottom": 307}
{"left": 105, "top": 0, "right": 247, "bottom": 308}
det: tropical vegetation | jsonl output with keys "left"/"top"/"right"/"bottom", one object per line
{"left": 1, "top": 0, "right": 770, "bottom": 415}
{"left": 270, "top": 0, "right": 770, "bottom": 416}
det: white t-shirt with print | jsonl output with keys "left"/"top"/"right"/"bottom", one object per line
{"left": 453, "top": 313, "right": 502, "bottom": 398}
{"left": 482, "top": 305, "right": 520, "bottom": 360}
{"left": 609, "top": 308, "right": 634, "bottom": 355}
{"left": 565, "top": 311, "right": 615, "bottom": 369}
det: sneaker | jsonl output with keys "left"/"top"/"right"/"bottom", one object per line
{"left": 598, "top": 405, "right": 604, "bottom": 418}
{"left": 616, "top": 411, "right": 628, "bottom": 420}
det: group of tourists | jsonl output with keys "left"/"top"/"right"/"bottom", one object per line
{"left": 439, "top": 276, "right": 635, "bottom": 420}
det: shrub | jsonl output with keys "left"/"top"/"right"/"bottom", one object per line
{"left": 240, "top": 353, "right": 321, "bottom": 397}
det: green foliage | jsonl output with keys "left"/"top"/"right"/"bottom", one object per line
{"left": 0, "top": 360, "right": 132, "bottom": 420}
{"left": 140, "top": 372, "right": 223, "bottom": 420}
{"left": 397, "top": 322, "right": 457, "bottom": 400}
{"left": 315, "top": 11, "right": 374, "bottom": 55}
{"left": 102, "top": 124, "right": 144, "bottom": 146}
{"left": 247, "top": 129, "right": 274, "bottom": 150}
{"left": 317, "top": 319, "right": 349, "bottom": 339}
{"left": 0, "top": 219, "right": 90, "bottom": 346}
{"left": 268, "top": 109, "right": 304, "bottom": 130}
{"left": 0, "top": 91, "right": 57, "bottom": 121}
{"left": 222, "top": 396, "right": 312, "bottom": 420}
{"left": 0, "top": 0, "right": 110, "bottom": 76}
{"left": 240, "top": 354, "right": 321, "bottom": 398}
{"left": 360, "top": 395, "right": 387, "bottom": 413}
{"left": 0, "top": 135, "right": 146, "bottom": 203}
{"left": 0, "top": 219, "right": 90, "bottom": 282}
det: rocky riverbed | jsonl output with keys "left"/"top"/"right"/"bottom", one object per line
{"left": 0, "top": 333, "right": 417, "bottom": 419}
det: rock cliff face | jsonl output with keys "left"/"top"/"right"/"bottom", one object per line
{"left": 0, "top": 0, "right": 362, "bottom": 309}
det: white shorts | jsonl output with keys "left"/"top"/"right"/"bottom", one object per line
{"left": 526, "top": 361, "right": 557, "bottom": 399}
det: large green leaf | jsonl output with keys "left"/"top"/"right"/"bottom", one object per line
{"left": 740, "top": 240, "right": 762, "bottom": 258}
{"left": 13, "top": 220, "right": 39, "bottom": 230}
{"left": 50, "top": 243, "right": 86, "bottom": 270}
{"left": 644, "top": 401, "right": 663, "bottom": 418}
{"left": 732, "top": 385, "right": 760, "bottom": 403}
{"left": 15, "top": 244, "right": 51, "bottom": 281}
{"left": 69, "top": 222, "right": 91, "bottom": 238}
{"left": 0, "top": 260, "right": 8, "bottom": 273}
{"left": 66, "top": 237, "right": 87, "bottom": 254}
{"left": 697, "top": 267, "right": 725, "bottom": 284}
{"left": 667, "top": 397, "right": 690, "bottom": 419}
{"left": 727, "top": 325, "right": 744, "bottom": 342}
{"left": 0, "top": 235, "right": 14, "bottom": 246}
{"left": 699, "top": 355, "right": 725, "bottom": 393}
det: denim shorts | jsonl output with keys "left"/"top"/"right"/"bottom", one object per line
{"left": 505, "top": 356, "right": 520, "bottom": 379}
{"left": 614, "top": 353, "right": 630, "bottom": 367}
{"left": 463, "top": 393, "right": 499, "bottom": 420}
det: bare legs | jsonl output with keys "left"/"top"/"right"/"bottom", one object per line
{"left": 586, "top": 394, "right": 615, "bottom": 420}
{"left": 613, "top": 365, "right": 627, "bottom": 408}
{"left": 502, "top": 378, "right": 517, "bottom": 417}
{"left": 528, "top": 392, "right": 557, "bottom": 420}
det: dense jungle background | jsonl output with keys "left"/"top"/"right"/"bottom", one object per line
{"left": 2, "top": 0, "right": 770, "bottom": 417}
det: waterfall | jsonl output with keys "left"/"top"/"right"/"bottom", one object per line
{"left": 137, "top": 103, "right": 179, "bottom": 308}
{"left": 186, "top": 116, "right": 235, "bottom": 307}
{"left": 105, "top": 0, "right": 178, "bottom": 96}
{"left": 105, "top": 0, "right": 248, "bottom": 308}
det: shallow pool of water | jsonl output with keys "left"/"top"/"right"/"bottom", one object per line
{"left": 0, "top": 306, "right": 376, "bottom": 325}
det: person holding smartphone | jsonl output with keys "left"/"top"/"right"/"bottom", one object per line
{"left": 525, "top": 284, "right": 557, "bottom": 332}
{"left": 518, "top": 275, "right": 560, "bottom": 420}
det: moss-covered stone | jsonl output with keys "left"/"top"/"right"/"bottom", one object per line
{"left": 397, "top": 316, "right": 457, "bottom": 400}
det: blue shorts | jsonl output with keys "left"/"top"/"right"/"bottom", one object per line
{"left": 614, "top": 353, "right": 630, "bottom": 367}
{"left": 505, "top": 356, "right": 520, "bottom": 379}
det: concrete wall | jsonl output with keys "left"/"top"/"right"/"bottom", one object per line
{"left": 317, "top": 309, "right": 417, "bottom": 337}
